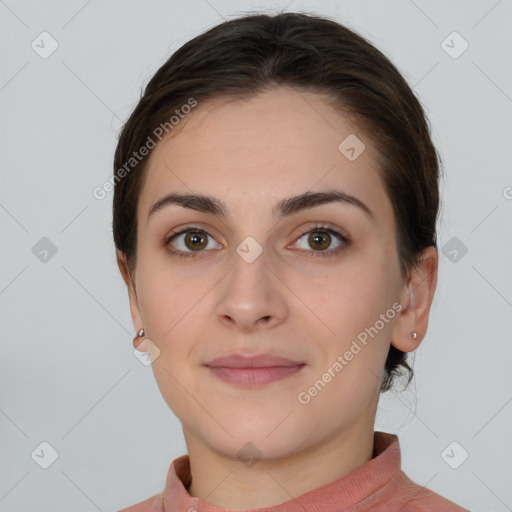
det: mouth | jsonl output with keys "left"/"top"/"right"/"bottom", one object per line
{"left": 205, "top": 365, "right": 305, "bottom": 387}
{"left": 203, "top": 353, "right": 306, "bottom": 387}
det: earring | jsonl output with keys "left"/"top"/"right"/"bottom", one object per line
{"left": 410, "top": 331, "right": 417, "bottom": 339}
{"left": 133, "top": 328, "right": 145, "bottom": 349}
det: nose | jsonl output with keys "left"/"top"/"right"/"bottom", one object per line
{"left": 215, "top": 247, "right": 289, "bottom": 333}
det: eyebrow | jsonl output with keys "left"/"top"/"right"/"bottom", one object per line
{"left": 147, "top": 190, "right": 375, "bottom": 222}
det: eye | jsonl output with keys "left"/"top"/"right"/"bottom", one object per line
{"left": 163, "top": 223, "right": 350, "bottom": 260}
{"left": 292, "top": 224, "right": 350, "bottom": 258}
{"left": 164, "top": 226, "right": 221, "bottom": 259}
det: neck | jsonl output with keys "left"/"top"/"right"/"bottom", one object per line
{"left": 184, "top": 421, "right": 375, "bottom": 510}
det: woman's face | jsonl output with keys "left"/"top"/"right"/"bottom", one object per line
{"left": 127, "top": 86, "right": 410, "bottom": 461}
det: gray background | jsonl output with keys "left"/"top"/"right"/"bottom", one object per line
{"left": 1, "top": 0, "right": 511, "bottom": 510}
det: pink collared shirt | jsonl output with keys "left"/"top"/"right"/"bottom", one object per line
{"left": 118, "top": 432, "right": 468, "bottom": 511}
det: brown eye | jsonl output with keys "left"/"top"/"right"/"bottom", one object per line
{"left": 184, "top": 231, "right": 208, "bottom": 251}
{"left": 165, "top": 227, "right": 221, "bottom": 259}
{"left": 293, "top": 225, "right": 350, "bottom": 258}
{"left": 308, "top": 231, "right": 331, "bottom": 251}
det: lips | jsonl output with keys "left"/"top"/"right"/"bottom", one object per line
{"left": 204, "top": 353, "right": 304, "bottom": 368}
{"left": 204, "top": 353, "right": 305, "bottom": 387}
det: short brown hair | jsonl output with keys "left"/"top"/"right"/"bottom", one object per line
{"left": 112, "top": 11, "right": 441, "bottom": 392}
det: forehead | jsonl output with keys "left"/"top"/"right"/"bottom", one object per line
{"left": 139, "top": 87, "right": 392, "bottom": 223}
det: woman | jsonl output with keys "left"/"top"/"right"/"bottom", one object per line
{"left": 113, "top": 11, "right": 468, "bottom": 511}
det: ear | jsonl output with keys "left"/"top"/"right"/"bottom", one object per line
{"left": 116, "top": 251, "right": 148, "bottom": 352}
{"left": 391, "top": 246, "right": 438, "bottom": 352}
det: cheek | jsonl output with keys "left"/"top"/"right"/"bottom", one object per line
{"left": 311, "top": 260, "right": 394, "bottom": 326}
{"left": 308, "top": 259, "right": 398, "bottom": 377}
{"left": 135, "top": 269, "right": 198, "bottom": 383}
{"left": 136, "top": 254, "right": 201, "bottom": 328}
{"left": 300, "top": 277, "right": 393, "bottom": 419}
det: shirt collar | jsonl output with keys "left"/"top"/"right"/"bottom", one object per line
{"left": 162, "top": 431, "right": 401, "bottom": 511}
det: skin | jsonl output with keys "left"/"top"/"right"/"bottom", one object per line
{"left": 117, "top": 86, "right": 438, "bottom": 509}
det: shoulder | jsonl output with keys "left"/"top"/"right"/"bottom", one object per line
{"left": 397, "top": 472, "right": 469, "bottom": 512}
{"left": 117, "top": 492, "right": 164, "bottom": 512}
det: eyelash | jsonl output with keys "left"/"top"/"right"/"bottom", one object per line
{"left": 163, "top": 223, "right": 351, "bottom": 260}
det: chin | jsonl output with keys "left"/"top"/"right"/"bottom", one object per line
{"left": 205, "top": 430, "right": 305, "bottom": 464}
{"left": 224, "top": 409, "right": 318, "bottom": 450}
